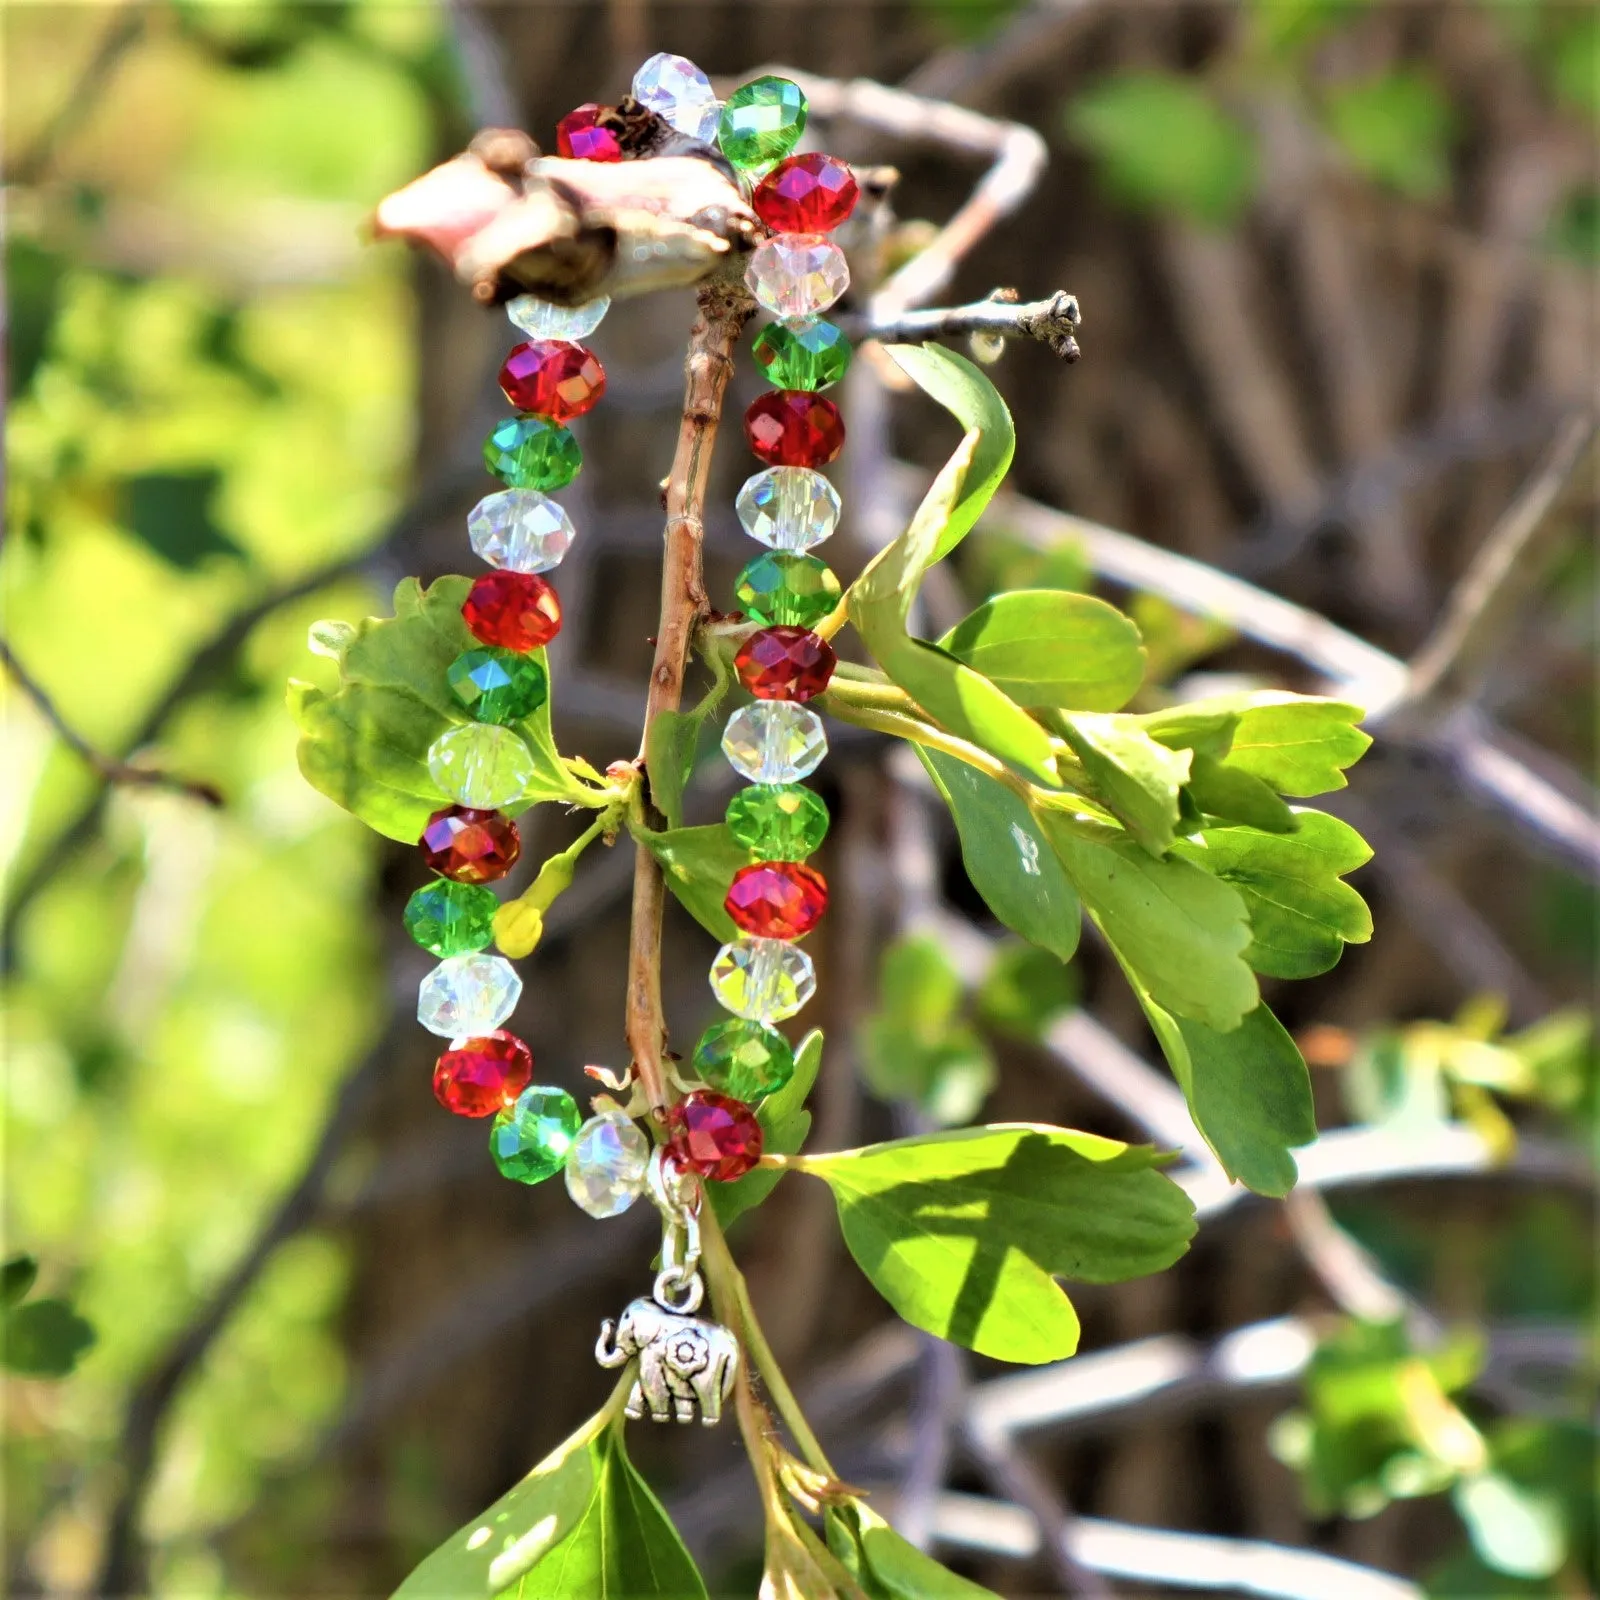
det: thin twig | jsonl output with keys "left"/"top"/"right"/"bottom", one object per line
{"left": 1396, "top": 411, "right": 1595, "bottom": 716}
{"left": 847, "top": 289, "right": 1082, "bottom": 360}
{"left": 2, "top": 638, "right": 225, "bottom": 809}
{"left": 625, "top": 279, "right": 754, "bottom": 1116}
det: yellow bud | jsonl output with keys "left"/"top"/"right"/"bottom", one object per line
{"left": 494, "top": 900, "right": 544, "bottom": 959}
{"left": 527, "top": 849, "right": 577, "bottom": 911}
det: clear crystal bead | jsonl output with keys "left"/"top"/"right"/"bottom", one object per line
{"left": 710, "top": 938, "right": 816, "bottom": 1022}
{"left": 468, "top": 489, "right": 576, "bottom": 573}
{"left": 736, "top": 467, "right": 840, "bottom": 551}
{"left": 631, "top": 52, "right": 720, "bottom": 141}
{"left": 427, "top": 724, "right": 535, "bottom": 809}
{"left": 747, "top": 234, "right": 849, "bottom": 322}
{"left": 506, "top": 294, "right": 611, "bottom": 340}
{"left": 722, "top": 702, "right": 827, "bottom": 783}
{"left": 418, "top": 953, "right": 521, "bottom": 1037}
{"left": 564, "top": 1110, "right": 651, "bottom": 1218}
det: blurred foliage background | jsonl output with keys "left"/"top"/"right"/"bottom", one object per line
{"left": 3, "top": 2, "right": 1595, "bottom": 1597}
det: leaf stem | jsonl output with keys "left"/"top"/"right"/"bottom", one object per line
{"left": 625, "top": 280, "right": 754, "bottom": 1116}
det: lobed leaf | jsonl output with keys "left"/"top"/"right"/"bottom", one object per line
{"left": 1217, "top": 692, "right": 1371, "bottom": 796}
{"left": 796, "top": 1124, "right": 1195, "bottom": 1363}
{"left": 1056, "top": 712, "right": 1192, "bottom": 856}
{"left": 939, "top": 590, "right": 1146, "bottom": 712}
{"left": 1172, "top": 812, "right": 1374, "bottom": 978}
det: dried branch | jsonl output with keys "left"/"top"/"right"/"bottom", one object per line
{"left": 846, "top": 289, "right": 1082, "bottom": 360}
{"left": 1, "top": 638, "right": 225, "bottom": 810}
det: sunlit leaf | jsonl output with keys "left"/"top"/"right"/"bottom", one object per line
{"left": 630, "top": 821, "right": 742, "bottom": 942}
{"left": 1056, "top": 712, "right": 1192, "bottom": 855}
{"left": 796, "top": 1124, "right": 1195, "bottom": 1363}
{"left": 1184, "top": 753, "right": 1297, "bottom": 832}
{"left": 1215, "top": 693, "right": 1371, "bottom": 796}
{"left": 828, "top": 1500, "right": 1002, "bottom": 1598}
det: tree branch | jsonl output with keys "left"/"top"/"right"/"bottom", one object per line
{"left": 1, "top": 638, "right": 225, "bottom": 809}
{"left": 625, "top": 279, "right": 753, "bottom": 1116}
{"left": 847, "top": 289, "right": 1081, "bottom": 360}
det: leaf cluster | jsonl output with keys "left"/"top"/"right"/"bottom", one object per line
{"left": 1, "top": 1254, "right": 96, "bottom": 1379}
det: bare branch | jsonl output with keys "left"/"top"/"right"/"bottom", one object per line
{"left": 2, "top": 638, "right": 224, "bottom": 810}
{"left": 847, "top": 289, "right": 1082, "bottom": 360}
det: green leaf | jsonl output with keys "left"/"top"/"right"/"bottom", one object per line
{"left": 1324, "top": 70, "right": 1454, "bottom": 200}
{"left": 394, "top": 1408, "right": 602, "bottom": 1597}
{"left": 643, "top": 710, "right": 700, "bottom": 831}
{"left": 1042, "top": 820, "right": 1258, "bottom": 1030}
{"left": 1185, "top": 753, "right": 1297, "bottom": 832}
{"left": 939, "top": 590, "right": 1146, "bottom": 712}
{"left": 1172, "top": 812, "right": 1373, "bottom": 978}
{"left": 847, "top": 355, "right": 1057, "bottom": 786}
{"left": 1139, "top": 994, "right": 1316, "bottom": 1196}
{"left": 885, "top": 344, "right": 1015, "bottom": 564}
{"left": 2, "top": 1255, "right": 38, "bottom": 1309}
{"left": 292, "top": 577, "right": 576, "bottom": 841}
{"left": 1056, "top": 713, "right": 1192, "bottom": 855}
{"left": 858, "top": 937, "right": 996, "bottom": 1127}
{"left": 710, "top": 1030, "right": 822, "bottom": 1228}
{"left": 518, "top": 1423, "right": 707, "bottom": 1599}
{"left": 796, "top": 1124, "right": 1195, "bottom": 1363}
{"left": 919, "top": 750, "right": 1080, "bottom": 962}
{"left": 974, "top": 942, "right": 1078, "bottom": 1042}
{"left": 828, "top": 1501, "right": 1002, "bottom": 1599}
{"left": 1214, "top": 693, "right": 1371, "bottom": 797}
{"left": 2, "top": 1298, "right": 96, "bottom": 1377}
{"left": 121, "top": 469, "right": 247, "bottom": 568}
{"left": 1064, "top": 71, "right": 1257, "bottom": 226}
{"left": 629, "top": 822, "right": 743, "bottom": 942}
{"left": 1136, "top": 703, "right": 1239, "bottom": 760}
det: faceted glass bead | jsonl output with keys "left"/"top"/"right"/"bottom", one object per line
{"left": 666, "top": 1092, "right": 764, "bottom": 1181}
{"left": 747, "top": 235, "right": 850, "bottom": 322}
{"left": 419, "top": 806, "right": 521, "bottom": 883}
{"left": 418, "top": 952, "right": 522, "bottom": 1037}
{"left": 736, "top": 467, "right": 840, "bottom": 551}
{"left": 736, "top": 625, "right": 836, "bottom": 701}
{"left": 632, "top": 52, "right": 720, "bottom": 141}
{"left": 468, "top": 489, "right": 575, "bottom": 574}
{"left": 427, "top": 723, "right": 535, "bottom": 809}
{"left": 735, "top": 551, "right": 841, "bottom": 629}
{"left": 726, "top": 783, "right": 830, "bottom": 860}
{"left": 752, "top": 319, "right": 851, "bottom": 392}
{"left": 491, "top": 1085, "right": 582, "bottom": 1184}
{"left": 722, "top": 702, "right": 827, "bottom": 784}
{"left": 745, "top": 391, "right": 845, "bottom": 468}
{"left": 404, "top": 878, "right": 498, "bottom": 957}
{"left": 565, "top": 1110, "right": 651, "bottom": 1218}
{"left": 718, "top": 76, "right": 807, "bottom": 171}
{"left": 556, "top": 104, "right": 623, "bottom": 162}
{"left": 448, "top": 648, "right": 549, "bottom": 724}
{"left": 499, "top": 340, "right": 606, "bottom": 421}
{"left": 433, "top": 1031, "right": 533, "bottom": 1117}
{"left": 709, "top": 936, "right": 816, "bottom": 1022}
{"left": 725, "top": 860, "right": 828, "bottom": 939}
{"left": 463, "top": 571, "right": 563, "bottom": 652}
{"left": 483, "top": 415, "right": 582, "bottom": 491}
{"left": 753, "top": 153, "right": 860, "bottom": 233}
{"left": 693, "top": 1018, "right": 795, "bottom": 1103}
{"left": 507, "top": 294, "right": 610, "bottom": 340}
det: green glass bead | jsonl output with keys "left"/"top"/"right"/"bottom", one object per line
{"left": 693, "top": 1018, "right": 795, "bottom": 1102}
{"left": 752, "top": 320, "right": 851, "bottom": 391}
{"left": 447, "top": 648, "right": 549, "bottom": 725}
{"left": 403, "top": 878, "right": 499, "bottom": 957}
{"left": 734, "top": 551, "right": 841, "bottom": 629}
{"left": 726, "top": 784, "right": 830, "bottom": 860}
{"left": 718, "top": 76, "right": 806, "bottom": 170}
{"left": 490, "top": 1085, "right": 581, "bottom": 1184}
{"left": 483, "top": 415, "right": 581, "bottom": 491}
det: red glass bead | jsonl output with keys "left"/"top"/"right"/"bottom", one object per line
{"left": 463, "top": 571, "right": 562, "bottom": 651}
{"left": 735, "top": 625, "right": 836, "bottom": 702}
{"left": 419, "top": 805, "right": 522, "bottom": 883}
{"left": 666, "top": 1091, "right": 763, "bottom": 1181}
{"left": 724, "top": 860, "right": 829, "bottom": 939}
{"left": 499, "top": 340, "right": 606, "bottom": 421}
{"left": 433, "top": 1031, "right": 533, "bottom": 1117}
{"left": 753, "top": 153, "right": 859, "bottom": 234}
{"left": 745, "top": 390, "right": 845, "bottom": 468}
{"left": 556, "top": 104, "right": 623, "bottom": 162}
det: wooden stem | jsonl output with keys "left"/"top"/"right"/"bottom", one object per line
{"left": 625, "top": 280, "right": 753, "bottom": 1116}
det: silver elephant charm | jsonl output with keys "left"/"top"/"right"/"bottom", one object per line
{"left": 595, "top": 1286, "right": 739, "bottom": 1426}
